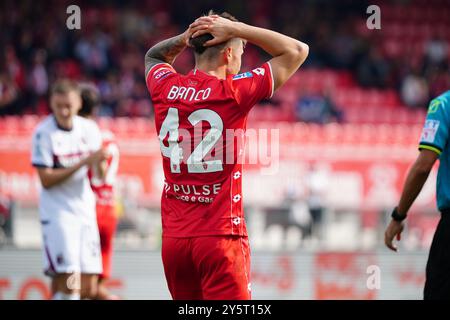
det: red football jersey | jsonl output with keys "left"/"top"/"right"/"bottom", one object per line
{"left": 146, "top": 61, "right": 274, "bottom": 237}
{"left": 89, "top": 130, "right": 119, "bottom": 207}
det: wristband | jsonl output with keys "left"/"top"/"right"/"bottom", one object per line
{"left": 391, "top": 207, "right": 407, "bottom": 222}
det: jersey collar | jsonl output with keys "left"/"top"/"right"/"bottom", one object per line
{"left": 53, "top": 115, "right": 73, "bottom": 132}
{"left": 189, "top": 69, "right": 230, "bottom": 80}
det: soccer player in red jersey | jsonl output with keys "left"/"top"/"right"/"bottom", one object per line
{"left": 78, "top": 84, "right": 120, "bottom": 300}
{"left": 144, "top": 12, "right": 309, "bottom": 299}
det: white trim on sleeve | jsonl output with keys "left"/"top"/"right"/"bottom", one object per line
{"left": 145, "top": 62, "right": 175, "bottom": 81}
{"left": 267, "top": 62, "right": 275, "bottom": 98}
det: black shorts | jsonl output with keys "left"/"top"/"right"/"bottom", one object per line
{"left": 424, "top": 212, "right": 450, "bottom": 300}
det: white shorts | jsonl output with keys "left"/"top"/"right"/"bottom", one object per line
{"left": 41, "top": 214, "right": 102, "bottom": 277}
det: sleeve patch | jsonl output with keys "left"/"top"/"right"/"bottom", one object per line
{"left": 232, "top": 72, "right": 253, "bottom": 81}
{"left": 153, "top": 67, "right": 174, "bottom": 81}
{"left": 420, "top": 119, "right": 440, "bottom": 143}
{"left": 428, "top": 99, "right": 441, "bottom": 114}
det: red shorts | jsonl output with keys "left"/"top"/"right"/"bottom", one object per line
{"left": 161, "top": 236, "right": 251, "bottom": 300}
{"left": 96, "top": 204, "right": 118, "bottom": 279}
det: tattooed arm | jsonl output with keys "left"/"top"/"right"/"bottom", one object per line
{"left": 145, "top": 32, "right": 190, "bottom": 77}
{"left": 144, "top": 16, "right": 219, "bottom": 77}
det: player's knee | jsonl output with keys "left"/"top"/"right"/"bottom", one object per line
{"left": 54, "top": 273, "right": 80, "bottom": 294}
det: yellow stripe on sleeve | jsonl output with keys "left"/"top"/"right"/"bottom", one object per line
{"left": 419, "top": 144, "right": 442, "bottom": 155}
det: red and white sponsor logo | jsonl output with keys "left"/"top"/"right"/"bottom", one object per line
{"left": 54, "top": 152, "right": 88, "bottom": 168}
{"left": 154, "top": 67, "right": 173, "bottom": 80}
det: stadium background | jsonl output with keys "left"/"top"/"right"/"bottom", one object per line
{"left": 0, "top": 0, "right": 449, "bottom": 299}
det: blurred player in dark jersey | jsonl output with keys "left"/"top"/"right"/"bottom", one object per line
{"left": 78, "top": 83, "right": 120, "bottom": 300}
{"left": 144, "top": 11, "right": 308, "bottom": 299}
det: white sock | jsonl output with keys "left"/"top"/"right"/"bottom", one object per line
{"left": 52, "top": 291, "right": 80, "bottom": 300}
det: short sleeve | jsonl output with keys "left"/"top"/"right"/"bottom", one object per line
{"left": 87, "top": 120, "right": 102, "bottom": 152}
{"left": 229, "top": 62, "right": 274, "bottom": 113}
{"left": 31, "top": 130, "right": 53, "bottom": 168}
{"left": 145, "top": 63, "right": 177, "bottom": 95}
{"left": 419, "top": 97, "right": 449, "bottom": 155}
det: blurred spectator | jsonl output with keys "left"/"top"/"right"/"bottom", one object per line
{"left": 428, "top": 68, "right": 450, "bottom": 100}
{"left": 296, "top": 87, "right": 343, "bottom": 124}
{"left": 425, "top": 36, "right": 448, "bottom": 67}
{"left": 401, "top": 69, "right": 429, "bottom": 109}
{"left": 4, "top": 46, "right": 26, "bottom": 91}
{"left": 75, "top": 30, "right": 112, "bottom": 78}
{"left": 0, "top": 193, "right": 13, "bottom": 246}
{"left": 28, "top": 49, "right": 49, "bottom": 98}
{"left": 330, "top": 23, "right": 356, "bottom": 69}
{"left": 356, "top": 47, "right": 390, "bottom": 88}
{"left": 0, "top": 0, "right": 448, "bottom": 119}
{"left": 282, "top": 188, "right": 312, "bottom": 240}
{"left": 305, "top": 162, "right": 329, "bottom": 239}
{"left": 0, "top": 73, "right": 19, "bottom": 115}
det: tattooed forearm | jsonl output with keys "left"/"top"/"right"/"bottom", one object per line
{"left": 145, "top": 34, "right": 187, "bottom": 75}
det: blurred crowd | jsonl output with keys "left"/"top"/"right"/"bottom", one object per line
{"left": 0, "top": 0, "right": 449, "bottom": 119}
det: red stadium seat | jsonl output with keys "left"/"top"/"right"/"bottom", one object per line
{"left": 3, "top": 116, "right": 20, "bottom": 134}
{"left": 111, "top": 117, "right": 130, "bottom": 135}
{"left": 97, "top": 117, "right": 113, "bottom": 131}
{"left": 19, "top": 115, "right": 40, "bottom": 134}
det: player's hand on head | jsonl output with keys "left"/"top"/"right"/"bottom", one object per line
{"left": 190, "top": 15, "right": 237, "bottom": 46}
{"left": 384, "top": 220, "right": 404, "bottom": 252}
{"left": 183, "top": 16, "right": 219, "bottom": 47}
{"left": 183, "top": 24, "right": 198, "bottom": 47}
{"left": 184, "top": 16, "right": 217, "bottom": 46}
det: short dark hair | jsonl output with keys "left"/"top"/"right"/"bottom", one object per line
{"left": 189, "top": 10, "right": 239, "bottom": 56}
{"left": 50, "top": 79, "right": 80, "bottom": 97}
{"left": 78, "top": 83, "right": 100, "bottom": 117}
